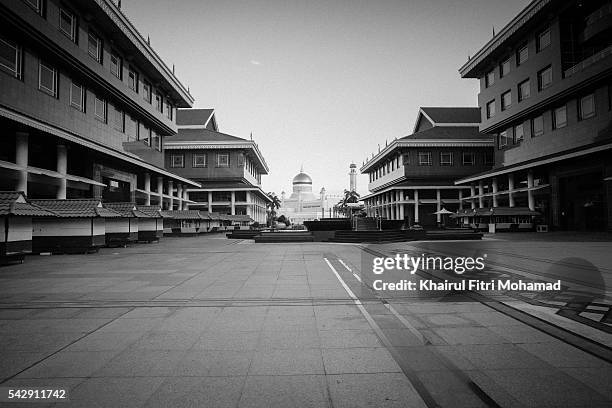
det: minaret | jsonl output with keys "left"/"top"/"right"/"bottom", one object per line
{"left": 320, "top": 187, "right": 326, "bottom": 201}
{"left": 349, "top": 163, "right": 357, "bottom": 192}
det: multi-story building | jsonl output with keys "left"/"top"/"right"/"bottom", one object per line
{"left": 0, "top": 0, "right": 198, "bottom": 208}
{"left": 361, "top": 107, "right": 494, "bottom": 227}
{"left": 456, "top": 0, "right": 612, "bottom": 231}
{"left": 163, "top": 108, "right": 270, "bottom": 223}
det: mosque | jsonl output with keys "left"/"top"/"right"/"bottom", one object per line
{"left": 278, "top": 165, "right": 351, "bottom": 224}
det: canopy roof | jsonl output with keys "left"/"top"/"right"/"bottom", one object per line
{"left": 451, "top": 207, "right": 540, "bottom": 218}
{"left": 30, "top": 199, "right": 121, "bottom": 218}
{"left": 0, "top": 191, "right": 56, "bottom": 217}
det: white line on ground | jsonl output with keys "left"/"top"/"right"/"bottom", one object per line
{"left": 353, "top": 273, "right": 362, "bottom": 283}
{"left": 338, "top": 259, "right": 352, "bottom": 272}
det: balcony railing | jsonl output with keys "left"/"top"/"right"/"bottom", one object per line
{"left": 564, "top": 44, "right": 612, "bottom": 78}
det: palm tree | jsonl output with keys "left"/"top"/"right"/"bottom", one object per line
{"left": 266, "top": 192, "right": 281, "bottom": 227}
{"left": 336, "top": 190, "right": 360, "bottom": 218}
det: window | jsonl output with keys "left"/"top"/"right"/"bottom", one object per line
{"left": 532, "top": 115, "right": 544, "bottom": 136}
{"left": 237, "top": 153, "right": 245, "bottom": 167}
{"left": 38, "top": 61, "right": 57, "bottom": 96}
{"left": 110, "top": 52, "right": 122, "bottom": 79}
{"left": 94, "top": 96, "right": 107, "bottom": 122}
{"left": 70, "top": 82, "right": 84, "bottom": 111}
{"left": 501, "top": 90, "right": 512, "bottom": 110}
{"left": 155, "top": 93, "right": 163, "bottom": 112}
{"left": 486, "top": 100, "right": 496, "bottom": 118}
{"left": 462, "top": 152, "right": 475, "bottom": 166}
{"left": 538, "top": 66, "right": 552, "bottom": 90}
{"left": 143, "top": 82, "right": 152, "bottom": 103}
{"left": 0, "top": 37, "right": 22, "bottom": 78}
{"left": 579, "top": 94, "right": 595, "bottom": 120}
{"left": 516, "top": 44, "right": 528, "bottom": 65}
{"left": 113, "top": 106, "right": 124, "bottom": 132}
{"left": 216, "top": 153, "right": 229, "bottom": 167}
{"left": 170, "top": 154, "right": 184, "bottom": 168}
{"left": 484, "top": 151, "right": 494, "bottom": 166}
{"left": 128, "top": 68, "right": 138, "bottom": 92}
{"left": 126, "top": 116, "right": 138, "bottom": 141}
{"left": 418, "top": 152, "right": 432, "bottom": 166}
{"left": 87, "top": 32, "right": 102, "bottom": 63}
{"left": 553, "top": 105, "right": 567, "bottom": 129}
{"left": 59, "top": 8, "right": 76, "bottom": 42}
{"left": 440, "top": 152, "right": 453, "bottom": 166}
{"left": 485, "top": 70, "right": 495, "bottom": 87}
{"left": 23, "top": 0, "right": 43, "bottom": 14}
{"left": 500, "top": 58, "right": 510, "bottom": 77}
{"left": 499, "top": 130, "right": 509, "bottom": 148}
{"left": 537, "top": 29, "right": 551, "bottom": 52}
{"left": 514, "top": 123, "right": 524, "bottom": 143}
{"left": 165, "top": 100, "right": 173, "bottom": 120}
{"left": 141, "top": 125, "right": 150, "bottom": 145}
{"left": 518, "top": 79, "right": 530, "bottom": 101}
{"left": 152, "top": 131, "right": 161, "bottom": 151}
{"left": 193, "top": 154, "right": 207, "bottom": 168}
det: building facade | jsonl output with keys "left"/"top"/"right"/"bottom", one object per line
{"left": 279, "top": 168, "right": 334, "bottom": 224}
{"left": 361, "top": 107, "right": 494, "bottom": 227}
{"left": 456, "top": 0, "right": 612, "bottom": 231}
{"left": 164, "top": 109, "right": 270, "bottom": 223}
{"left": 0, "top": 0, "right": 199, "bottom": 208}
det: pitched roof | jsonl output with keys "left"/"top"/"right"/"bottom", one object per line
{"left": 159, "top": 210, "right": 203, "bottom": 220}
{"left": 419, "top": 107, "right": 481, "bottom": 124}
{"left": 169, "top": 128, "right": 246, "bottom": 142}
{"left": 176, "top": 109, "right": 215, "bottom": 126}
{"left": 400, "top": 126, "right": 484, "bottom": 140}
{"left": 0, "top": 191, "right": 56, "bottom": 217}
{"left": 135, "top": 205, "right": 163, "bottom": 218}
{"left": 30, "top": 199, "right": 122, "bottom": 218}
{"left": 103, "top": 202, "right": 150, "bottom": 218}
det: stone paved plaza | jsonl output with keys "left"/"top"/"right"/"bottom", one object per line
{"left": 0, "top": 234, "right": 611, "bottom": 407}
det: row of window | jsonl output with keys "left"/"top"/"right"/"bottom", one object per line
{"left": 21, "top": 0, "right": 174, "bottom": 120}
{"left": 369, "top": 151, "right": 494, "bottom": 181}
{"left": 0, "top": 36, "right": 163, "bottom": 152}
{"left": 484, "top": 28, "right": 551, "bottom": 87}
{"left": 497, "top": 93, "right": 596, "bottom": 148}
{"left": 170, "top": 153, "right": 246, "bottom": 169}
{"left": 486, "top": 65, "right": 553, "bottom": 118}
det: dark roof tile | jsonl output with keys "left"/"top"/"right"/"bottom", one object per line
{"left": 30, "top": 199, "right": 122, "bottom": 218}
{"left": 176, "top": 108, "right": 215, "bottom": 126}
{"left": 421, "top": 107, "right": 481, "bottom": 124}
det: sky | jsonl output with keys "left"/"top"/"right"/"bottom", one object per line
{"left": 122, "top": 0, "right": 531, "bottom": 198}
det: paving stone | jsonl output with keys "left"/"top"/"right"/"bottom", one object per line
{"left": 239, "top": 375, "right": 329, "bottom": 408}
{"left": 322, "top": 348, "right": 401, "bottom": 374}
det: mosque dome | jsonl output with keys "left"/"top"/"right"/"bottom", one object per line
{"left": 292, "top": 172, "right": 312, "bottom": 185}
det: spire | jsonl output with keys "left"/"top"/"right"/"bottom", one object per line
{"left": 492, "top": 25, "right": 496, "bottom": 37}
{"left": 300, "top": 164, "right": 304, "bottom": 173}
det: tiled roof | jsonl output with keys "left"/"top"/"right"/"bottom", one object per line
{"left": 30, "top": 199, "right": 122, "bottom": 218}
{"left": 159, "top": 210, "right": 203, "bottom": 220}
{"left": 176, "top": 109, "right": 215, "bottom": 126}
{"left": 401, "top": 126, "right": 484, "bottom": 140}
{"left": 103, "top": 202, "right": 151, "bottom": 218}
{"left": 0, "top": 191, "right": 56, "bottom": 217}
{"left": 420, "top": 107, "right": 481, "bottom": 124}
{"left": 135, "top": 205, "right": 163, "bottom": 218}
{"left": 226, "top": 214, "right": 254, "bottom": 222}
{"left": 169, "top": 128, "right": 246, "bottom": 142}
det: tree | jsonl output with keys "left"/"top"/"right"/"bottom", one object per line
{"left": 336, "top": 189, "right": 360, "bottom": 217}
{"left": 266, "top": 192, "right": 281, "bottom": 227}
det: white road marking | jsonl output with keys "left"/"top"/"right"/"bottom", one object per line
{"left": 338, "top": 259, "right": 352, "bottom": 272}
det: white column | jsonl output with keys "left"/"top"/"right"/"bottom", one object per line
{"left": 56, "top": 144, "right": 67, "bottom": 199}
{"left": 508, "top": 173, "right": 515, "bottom": 207}
{"left": 246, "top": 191, "right": 252, "bottom": 218}
{"left": 478, "top": 181, "right": 484, "bottom": 208}
{"left": 492, "top": 178, "right": 498, "bottom": 208}
{"left": 436, "top": 189, "right": 441, "bottom": 223}
{"left": 144, "top": 173, "right": 151, "bottom": 206}
{"left": 399, "top": 203, "right": 405, "bottom": 220}
{"left": 177, "top": 184, "right": 183, "bottom": 210}
{"left": 157, "top": 177, "right": 163, "bottom": 209}
{"left": 208, "top": 191, "right": 213, "bottom": 212}
{"left": 470, "top": 184, "right": 476, "bottom": 209}
{"left": 527, "top": 171, "right": 535, "bottom": 211}
{"left": 414, "top": 189, "right": 419, "bottom": 223}
{"left": 458, "top": 189, "right": 463, "bottom": 210}
{"left": 168, "top": 180, "right": 174, "bottom": 210}
{"left": 231, "top": 191, "right": 236, "bottom": 215}
{"left": 15, "top": 132, "right": 28, "bottom": 194}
